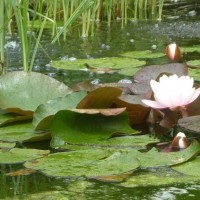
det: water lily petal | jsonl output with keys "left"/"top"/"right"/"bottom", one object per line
{"left": 188, "top": 87, "right": 200, "bottom": 104}
{"left": 142, "top": 99, "right": 166, "bottom": 109}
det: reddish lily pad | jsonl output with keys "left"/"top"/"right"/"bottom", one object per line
{"left": 178, "top": 115, "right": 200, "bottom": 133}
{"left": 115, "top": 94, "right": 150, "bottom": 125}
{"left": 134, "top": 63, "right": 188, "bottom": 84}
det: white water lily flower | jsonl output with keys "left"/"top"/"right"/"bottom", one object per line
{"left": 142, "top": 74, "right": 200, "bottom": 110}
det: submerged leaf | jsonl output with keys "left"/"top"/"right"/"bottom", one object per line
{"left": 0, "top": 71, "right": 71, "bottom": 113}
{"left": 24, "top": 149, "right": 140, "bottom": 178}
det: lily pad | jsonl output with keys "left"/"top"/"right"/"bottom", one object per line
{"left": 115, "top": 94, "right": 150, "bottom": 125}
{"left": 77, "top": 87, "right": 122, "bottom": 109}
{"left": 172, "top": 156, "right": 200, "bottom": 177}
{"left": 0, "top": 122, "right": 50, "bottom": 142}
{"left": 178, "top": 115, "right": 200, "bottom": 133}
{"left": 187, "top": 59, "right": 200, "bottom": 68}
{"left": 50, "top": 57, "right": 146, "bottom": 75}
{"left": 134, "top": 63, "right": 188, "bottom": 84}
{"left": 189, "top": 68, "right": 200, "bottom": 81}
{"left": 0, "top": 71, "right": 71, "bottom": 114}
{"left": 33, "top": 90, "right": 87, "bottom": 130}
{"left": 50, "top": 109, "right": 138, "bottom": 149}
{"left": 181, "top": 45, "right": 200, "bottom": 53}
{"left": 0, "top": 148, "right": 49, "bottom": 164}
{"left": 0, "top": 141, "right": 16, "bottom": 149}
{"left": 138, "top": 140, "right": 200, "bottom": 168}
{"left": 121, "top": 167, "right": 198, "bottom": 188}
{"left": 120, "top": 50, "right": 165, "bottom": 59}
{"left": 24, "top": 149, "right": 140, "bottom": 178}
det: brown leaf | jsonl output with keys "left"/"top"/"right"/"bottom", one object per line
{"left": 70, "top": 108, "right": 126, "bottom": 116}
{"left": 115, "top": 94, "right": 150, "bottom": 125}
{"left": 77, "top": 87, "right": 122, "bottom": 109}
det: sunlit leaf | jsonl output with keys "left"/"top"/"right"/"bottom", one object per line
{"left": 0, "top": 141, "right": 16, "bottom": 149}
{"left": 0, "top": 148, "right": 49, "bottom": 164}
{"left": 24, "top": 149, "right": 140, "bottom": 178}
{"left": 33, "top": 91, "right": 87, "bottom": 130}
{"left": 0, "top": 71, "right": 71, "bottom": 114}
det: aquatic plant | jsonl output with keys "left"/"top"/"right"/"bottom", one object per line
{"left": 142, "top": 74, "right": 200, "bottom": 110}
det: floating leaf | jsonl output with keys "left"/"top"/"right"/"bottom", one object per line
{"left": 121, "top": 167, "right": 198, "bottom": 188}
{"left": 172, "top": 156, "right": 200, "bottom": 177}
{"left": 121, "top": 50, "right": 165, "bottom": 59}
{"left": 50, "top": 109, "right": 137, "bottom": 149}
{"left": 178, "top": 115, "right": 200, "bottom": 133}
{"left": 116, "top": 94, "right": 150, "bottom": 125}
{"left": 138, "top": 140, "right": 200, "bottom": 168}
{"left": 134, "top": 63, "right": 188, "bottom": 84}
{"left": 181, "top": 45, "right": 200, "bottom": 53}
{"left": 0, "top": 122, "right": 50, "bottom": 143}
{"left": 24, "top": 149, "right": 140, "bottom": 178}
{"left": 0, "top": 141, "right": 16, "bottom": 149}
{"left": 187, "top": 60, "right": 200, "bottom": 68}
{"left": 77, "top": 87, "right": 122, "bottom": 109}
{"left": 0, "top": 112, "right": 32, "bottom": 127}
{"left": 50, "top": 57, "right": 146, "bottom": 72}
{"left": 0, "top": 71, "right": 71, "bottom": 114}
{"left": 0, "top": 148, "right": 49, "bottom": 164}
{"left": 33, "top": 91, "right": 87, "bottom": 130}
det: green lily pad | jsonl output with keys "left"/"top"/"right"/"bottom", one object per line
{"left": 181, "top": 45, "right": 200, "bottom": 53}
{"left": 50, "top": 109, "right": 139, "bottom": 149}
{"left": 0, "top": 141, "right": 16, "bottom": 149}
{"left": 138, "top": 140, "right": 200, "bottom": 168}
{"left": 0, "top": 122, "right": 50, "bottom": 142}
{"left": 189, "top": 68, "right": 200, "bottom": 81}
{"left": 187, "top": 59, "right": 200, "bottom": 68}
{"left": 24, "top": 149, "right": 140, "bottom": 178}
{"left": 120, "top": 50, "right": 165, "bottom": 59}
{"left": 0, "top": 112, "right": 32, "bottom": 127}
{"left": 0, "top": 71, "right": 71, "bottom": 114}
{"left": 50, "top": 57, "right": 146, "bottom": 75}
{"left": 121, "top": 167, "right": 198, "bottom": 188}
{"left": 33, "top": 90, "right": 87, "bottom": 130}
{"left": 172, "top": 156, "right": 200, "bottom": 177}
{"left": 0, "top": 148, "right": 49, "bottom": 164}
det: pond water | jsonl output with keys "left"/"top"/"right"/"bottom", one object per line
{"left": 2, "top": 7, "right": 200, "bottom": 200}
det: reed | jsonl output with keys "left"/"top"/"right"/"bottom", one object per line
{"left": 0, "top": 0, "right": 167, "bottom": 71}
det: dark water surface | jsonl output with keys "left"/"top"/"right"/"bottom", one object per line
{"left": 2, "top": 15, "right": 200, "bottom": 199}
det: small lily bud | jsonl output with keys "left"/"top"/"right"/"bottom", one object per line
{"left": 171, "top": 132, "right": 189, "bottom": 150}
{"left": 165, "top": 43, "right": 181, "bottom": 61}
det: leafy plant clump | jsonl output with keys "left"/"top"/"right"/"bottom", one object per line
{"left": 0, "top": 58, "right": 200, "bottom": 187}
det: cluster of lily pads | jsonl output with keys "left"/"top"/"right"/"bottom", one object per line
{"left": 1, "top": 47, "right": 200, "bottom": 188}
